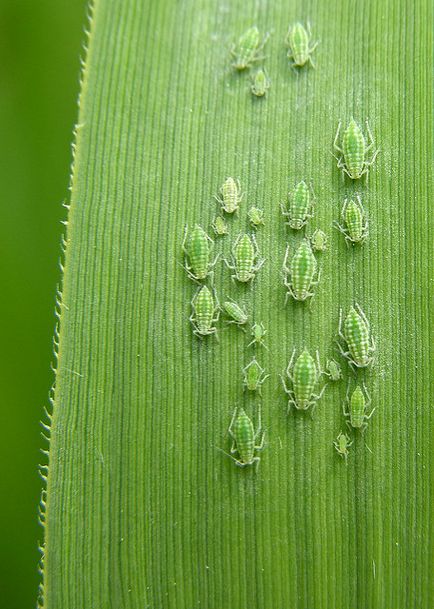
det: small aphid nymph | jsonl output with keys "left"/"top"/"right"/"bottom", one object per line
{"left": 282, "top": 240, "right": 320, "bottom": 302}
{"left": 333, "top": 118, "right": 379, "bottom": 179}
{"left": 215, "top": 177, "right": 244, "bottom": 214}
{"left": 338, "top": 304, "right": 375, "bottom": 369}
{"left": 189, "top": 286, "right": 219, "bottom": 338}
{"left": 344, "top": 383, "right": 375, "bottom": 432}
{"left": 225, "top": 233, "right": 265, "bottom": 283}
{"left": 223, "top": 298, "right": 248, "bottom": 327}
{"left": 281, "top": 180, "right": 314, "bottom": 230}
{"left": 243, "top": 357, "right": 269, "bottom": 394}
{"left": 247, "top": 322, "right": 268, "bottom": 349}
{"left": 248, "top": 206, "right": 265, "bottom": 228}
{"left": 334, "top": 432, "right": 353, "bottom": 462}
{"left": 285, "top": 22, "right": 318, "bottom": 68}
{"left": 182, "top": 224, "right": 219, "bottom": 282}
{"left": 219, "top": 407, "right": 265, "bottom": 468}
{"left": 310, "top": 228, "right": 328, "bottom": 252}
{"left": 326, "top": 358, "right": 342, "bottom": 381}
{"left": 212, "top": 216, "right": 228, "bottom": 236}
{"left": 334, "top": 196, "right": 368, "bottom": 245}
{"left": 231, "top": 27, "right": 269, "bottom": 71}
{"left": 280, "top": 348, "right": 326, "bottom": 415}
{"left": 251, "top": 69, "right": 270, "bottom": 97}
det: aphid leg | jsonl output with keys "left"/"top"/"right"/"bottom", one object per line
{"left": 365, "top": 120, "right": 378, "bottom": 153}
{"left": 355, "top": 303, "right": 371, "bottom": 332}
{"left": 287, "top": 398, "right": 297, "bottom": 414}
{"left": 279, "top": 373, "right": 291, "bottom": 395}
{"left": 333, "top": 122, "right": 343, "bottom": 153}
{"left": 286, "top": 348, "right": 296, "bottom": 377}
{"left": 216, "top": 446, "right": 243, "bottom": 466}
{"left": 316, "top": 350, "right": 325, "bottom": 377}
{"left": 228, "top": 408, "right": 238, "bottom": 438}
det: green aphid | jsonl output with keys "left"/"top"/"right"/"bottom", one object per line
{"left": 212, "top": 216, "right": 228, "bottom": 236}
{"left": 344, "top": 384, "right": 375, "bottom": 432}
{"left": 334, "top": 431, "right": 353, "bottom": 462}
{"left": 220, "top": 407, "right": 265, "bottom": 468}
{"left": 223, "top": 298, "right": 248, "bottom": 327}
{"left": 225, "top": 233, "right": 265, "bottom": 283}
{"left": 243, "top": 357, "right": 269, "bottom": 394}
{"left": 248, "top": 206, "right": 265, "bottom": 228}
{"left": 310, "top": 228, "right": 328, "bottom": 252}
{"left": 231, "top": 26, "right": 269, "bottom": 71}
{"left": 247, "top": 322, "right": 268, "bottom": 349}
{"left": 333, "top": 118, "right": 379, "bottom": 179}
{"left": 326, "top": 358, "right": 342, "bottom": 381}
{"left": 334, "top": 196, "right": 368, "bottom": 245}
{"left": 285, "top": 22, "right": 318, "bottom": 68}
{"left": 338, "top": 304, "right": 375, "bottom": 370}
{"left": 215, "top": 177, "right": 244, "bottom": 214}
{"left": 189, "top": 286, "right": 219, "bottom": 339}
{"left": 182, "top": 224, "right": 218, "bottom": 282}
{"left": 280, "top": 348, "right": 326, "bottom": 415}
{"left": 281, "top": 180, "right": 314, "bottom": 230}
{"left": 251, "top": 68, "right": 270, "bottom": 97}
{"left": 282, "top": 240, "right": 320, "bottom": 302}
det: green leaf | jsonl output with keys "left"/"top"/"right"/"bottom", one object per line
{"left": 42, "top": 1, "right": 432, "bottom": 607}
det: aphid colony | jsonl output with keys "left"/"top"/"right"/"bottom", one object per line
{"left": 181, "top": 23, "right": 381, "bottom": 468}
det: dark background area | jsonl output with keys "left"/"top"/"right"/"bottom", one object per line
{"left": 0, "top": 1, "right": 86, "bottom": 606}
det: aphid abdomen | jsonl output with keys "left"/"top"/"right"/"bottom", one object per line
{"left": 233, "top": 410, "right": 255, "bottom": 463}
{"left": 194, "top": 287, "right": 214, "bottom": 333}
{"left": 189, "top": 230, "right": 210, "bottom": 279}
{"left": 293, "top": 351, "right": 316, "bottom": 407}
{"left": 290, "top": 28, "right": 308, "bottom": 65}
{"left": 232, "top": 27, "right": 261, "bottom": 70}
{"left": 343, "top": 121, "right": 365, "bottom": 178}
{"left": 223, "top": 301, "right": 247, "bottom": 324}
{"left": 290, "top": 241, "right": 316, "bottom": 299}
{"left": 288, "top": 181, "right": 310, "bottom": 229}
{"left": 349, "top": 386, "right": 366, "bottom": 428}
{"left": 236, "top": 236, "right": 254, "bottom": 282}
{"left": 345, "top": 201, "right": 363, "bottom": 241}
{"left": 344, "top": 308, "right": 369, "bottom": 365}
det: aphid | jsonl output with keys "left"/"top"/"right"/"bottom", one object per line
{"left": 285, "top": 22, "right": 318, "bottom": 68}
{"left": 182, "top": 224, "right": 218, "bottom": 282}
{"left": 243, "top": 357, "right": 269, "bottom": 394}
{"left": 247, "top": 322, "right": 268, "bottom": 349}
{"left": 280, "top": 348, "right": 326, "bottom": 415}
{"left": 189, "top": 286, "right": 219, "bottom": 338}
{"left": 344, "top": 383, "right": 375, "bottom": 432}
{"left": 326, "top": 358, "right": 342, "bottom": 381}
{"left": 251, "top": 69, "right": 270, "bottom": 97}
{"left": 334, "top": 196, "right": 368, "bottom": 245}
{"left": 248, "top": 206, "right": 265, "bottom": 228}
{"left": 280, "top": 180, "right": 314, "bottom": 230}
{"left": 225, "top": 233, "right": 265, "bottom": 283}
{"left": 231, "top": 26, "right": 269, "bottom": 71}
{"left": 215, "top": 177, "right": 244, "bottom": 214}
{"left": 338, "top": 304, "right": 375, "bottom": 369}
{"left": 212, "top": 216, "right": 228, "bottom": 236}
{"left": 220, "top": 407, "right": 264, "bottom": 467}
{"left": 282, "top": 240, "right": 320, "bottom": 302}
{"left": 333, "top": 118, "right": 379, "bottom": 179}
{"left": 334, "top": 431, "right": 353, "bottom": 462}
{"left": 310, "top": 228, "right": 328, "bottom": 252}
{"left": 223, "top": 298, "right": 248, "bottom": 327}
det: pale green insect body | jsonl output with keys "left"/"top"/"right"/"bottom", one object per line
{"left": 334, "top": 432, "right": 353, "bottom": 462}
{"left": 344, "top": 384, "right": 375, "bottom": 431}
{"left": 221, "top": 408, "right": 264, "bottom": 467}
{"left": 335, "top": 196, "right": 368, "bottom": 245}
{"left": 338, "top": 304, "right": 375, "bottom": 369}
{"left": 215, "top": 177, "right": 243, "bottom": 214}
{"left": 285, "top": 23, "right": 318, "bottom": 67}
{"left": 281, "top": 348, "right": 326, "bottom": 414}
{"left": 283, "top": 240, "right": 320, "bottom": 302}
{"left": 247, "top": 322, "right": 268, "bottom": 349}
{"left": 226, "top": 233, "right": 265, "bottom": 283}
{"left": 243, "top": 357, "right": 269, "bottom": 393}
{"left": 251, "top": 69, "right": 270, "bottom": 97}
{"left": 182, "top": 224, "right": 217, "bottom": 281}
{"left": 248, "top": 206, "right": 265, "bottom": 228}
{"left": 190, "top": 286, "right": 219, "bottom": 338}
{"left": 310, "top": 228, "right": 328, "bottom": 252}
{"left": 326, "top": 358, "right": 342, "bottom": 381}
{"left": 231, "top": 27, "right": 268, "bottom": 71}
{"left": 281, "top": 180, "right": 313, "bottom": 230}
{"left": 212, "top": 216, "right": 228, "bottom": 236}
{"left": 223, "top": 299, "right": 248, "bottom": 326}
{"left": 333, "top": 119, "right": 379, "bottom": 179}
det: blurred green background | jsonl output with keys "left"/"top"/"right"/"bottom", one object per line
{"left": 0, "top": 1, "right": 86, "bottom": 606}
